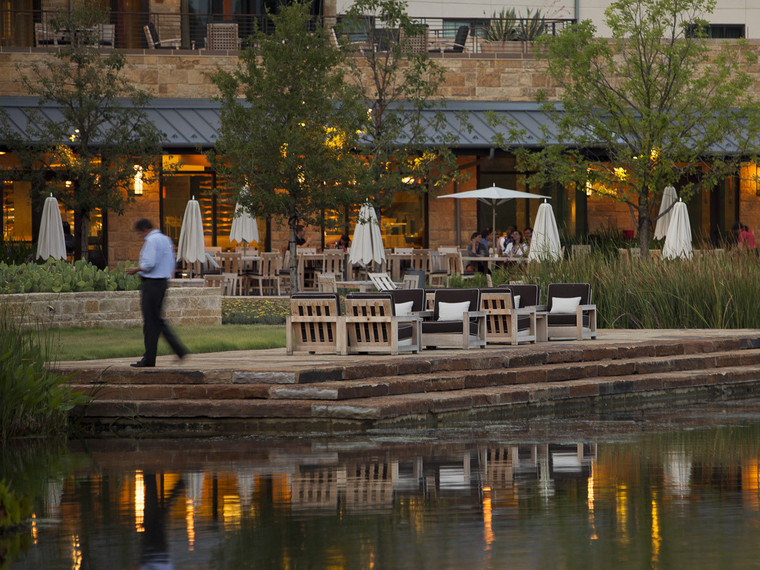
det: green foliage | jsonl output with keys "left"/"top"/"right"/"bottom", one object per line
{"left": 447, "top": 272, "right": 490, "bottom": 288}
{"left": 485, "top": 8, "right": 521, "bottom": 41}
{"left": 222, "top": 297, "right": 289, "bottom": 324}
{"left": 496, "top": 250, "right": 760, "bottom": 329}
{"left": 0, "top": 259, "right": 139, "bottom": 294}
{"left": 0, "top": 305, "right": 89, "bottom": 442}
{"left": 209, "top": 2, "right": 367, "bottom": 288}
{"left": 0, "top": 240, "right": 35, "bottom": 266}
{"left": 519, "top": 9, "right": 547, "bottom": 41}
{"left": 339, "top": 0, "right": 460, "bottom": 210}
{"left": 504, "top": 0, "right": 760, "bottom": 253}
{"left": 0, "top": 480, "right": 31, "bottom": 531}
{"left": 2, "top": 0, "right": 164, "bottom": 262}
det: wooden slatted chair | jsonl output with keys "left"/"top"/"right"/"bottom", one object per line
{"left": 317, "top": 272, "right": 337, "bottom": 293}
{"left": 245, "top": 251, "right": 281, "bottom": 296}
{"left": 546, "top": 283, "right": 597, "bottom": 340}
{"left": 286, "top": 293, "right": 345, "bottom": 355}
{"left": 479, "top": 287, "right": 537, "bottom": 345}
{"left": 344, "top": 293, "right": 422, "bottom": 355}
{"left": 368, "top": 272, "right": 398, "bottom": 291}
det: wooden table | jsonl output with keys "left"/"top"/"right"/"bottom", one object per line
{"left": 336, "top": 280, "right": 376, "bottom": 292}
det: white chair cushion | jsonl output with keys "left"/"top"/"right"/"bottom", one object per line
{"left": 550, "top": 296, "right": 582, "bottom": 314}
{"left": 395, "top": 301, "right": 414, "bottom": 316}
{"left": 437, "top": 300, "right": 470, "bottom": 321}
{"left": 513, "top": 295, "right": 521, "bottom": 308}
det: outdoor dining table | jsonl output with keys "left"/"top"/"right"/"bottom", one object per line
{"left": 335, "top": 280, "right": 376, "bottom": 292}
{"left": 387, "top": 252, "right": 413, "bottom": 281}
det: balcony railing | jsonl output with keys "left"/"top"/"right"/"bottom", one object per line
{"left": 2, "top": 9, "right": 575, "bottom": 53}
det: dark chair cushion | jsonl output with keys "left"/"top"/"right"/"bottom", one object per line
{"left": 432, "top": 288, "right": 480, "bottom": 320}
{"left": 390, "top": 288, "right": 425, "bottom": 312}
{"left": 422, "top": 319, "right": 480, "bottom": 335}
{"left": 547, "top": 283, "right": 591, "bottom": 309}
{"left": 507, "top": 284, "right": 539, "bottom": 307}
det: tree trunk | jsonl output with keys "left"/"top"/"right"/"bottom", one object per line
{"left": 638, "top": 200, "right": 650, "bottom": 256}
{"left": 74, "top": 209, "right": 91, "bottom": 261}
{"left": 288, "top": 210, "right": 298, "bottom": 293}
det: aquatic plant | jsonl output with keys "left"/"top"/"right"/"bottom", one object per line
{"left": 0, "top": 304, "right": 89, "bottom": 442}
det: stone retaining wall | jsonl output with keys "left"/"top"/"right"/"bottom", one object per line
{"left": 2, "top": 285, "right": 221, "bottom": 329}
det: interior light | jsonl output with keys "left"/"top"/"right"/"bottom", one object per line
{"left": 133, "top": 165, "right": 143, "bottom": 195}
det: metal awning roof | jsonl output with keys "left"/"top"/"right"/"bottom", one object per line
{"left": 0, "top": 96, "right": 559, "bottom": 150}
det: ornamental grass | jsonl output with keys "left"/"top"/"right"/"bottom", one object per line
{"left": 492, "top": 250, "right": 760, "bottom": 329}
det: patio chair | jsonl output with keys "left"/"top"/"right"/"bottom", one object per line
{"left": 546, "top": 283, "right": 597, "bottom": 340}
{"left": 34, "top": 22, "right": 59, "bottom": 47}
{"left": 317, "top": 272, "right": 337, "bottom": 293}
{"left": 506, "top": 284, "right": 543, "bottom": 310}
{"left": 429, "top": 25, "right": 469, "bottom": 54}
{"left": 98, "top": 23, "right": 115, "bottom": 47}
{"left": 421, "top": 288, "right": 486, "bottom": 349}
{"left": 286, "top": 292, "right": 345, "bottom": 355}
{"left": 203, "top": 274, "right": 224, "bottom": 289}
{"left": 245, "top": 251, "right": 281, "bottom": 296}
{"left": 344, "top": 292, "right": 422, "bottom": 355}
{"left": 206, "top": 22, "right": 238, "bottom": 50}
{"left": 389, "top": 288, "right": 428, "bottom": 315}
{"left": 143, "top": 22, "right": 181, "bottom": 49}
{"left": 479, "top": 287, "right": 536, "bottom": 345}
{"left": 369, "top": 272, "right": 398, "bottom": 291}
{"left": 221, "top": 272, "right": 239, "bottom": 296}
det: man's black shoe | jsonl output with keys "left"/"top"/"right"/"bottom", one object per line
{"left": 130, "top": 359, "right": 154, "bottom": 368}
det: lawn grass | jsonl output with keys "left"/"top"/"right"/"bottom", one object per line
{"left": 44, "top": 324, "right": 285, "bottom": 361}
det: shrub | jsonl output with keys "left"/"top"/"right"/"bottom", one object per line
{"left": 222, "top": 297, "right": 290, "bottom": 324}
{"left": 0, "top": 239, "right": 35, "bottom": 266}
{"left": 496, "top": 250, "right": 760, "bottom": 329}
{"left": 0, "top": 258, "right": 140, "bottom": 294}
{"left": 0, "top": 305, "right": 89, "bottom": 442}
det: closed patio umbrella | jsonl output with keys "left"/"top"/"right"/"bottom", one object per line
{"left": 349, "top": 202, "right": 386, "bottom": 268}
{"left": 662, "top": 199, "right": 693, "bottom": 260}
{"left": 36, "top": 194, "right": 67, "bottom": 260}
{"left": 438, "top": 184, "right": 547, "bottom": 250}
{"left": 176, "top": 197, "right": 206, "bottom": 264}
{"left": 654, "top": 186, "right": 678, "bottom": 240}
{"left": 527, "top": 200, "right": 562, "bottom": 262}
{"left": 230, "top": 186, "right": 259, "bottom": 252}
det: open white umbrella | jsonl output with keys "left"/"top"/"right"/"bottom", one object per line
{"left": 527, "top": 200, "right": 562, "bottom": 262}
{"left": 36, "top": 194, "right": 67, "bottom": 260}
{"left": 176, "top": 196, "right": 206, "bottom": 263}
{"left": 438, "top": 184, "right": 548, "bottom": 250}
{"left": 662, "top": 199, "right": 693, "bottom": 260}
{"left": 654, "top": 185, "right": 678, "bottom": 240}
{"left": 349, "top": 202, "right": 385, "bottom": 268}
{"left": 230, "top": 186, "right": 259, "bottom": 252}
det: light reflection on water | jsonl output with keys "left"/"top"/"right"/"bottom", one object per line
{"left": 7, "top": 399, "right": 760, "bottom": 569}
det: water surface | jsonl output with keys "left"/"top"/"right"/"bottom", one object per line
{"left": 6, "top": 399, "right": 760, "bottom": 569}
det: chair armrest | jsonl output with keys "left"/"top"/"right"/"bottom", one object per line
{"left": 465, "top": 310, "right": 486, "bottom": 318}
{"left": 510, "top": 307, "right": 536, "bottom": 315}
{"left": 414, "top": 310, "right": 434, "bottom": 319}
{"left": 395, "top": 314, "right": 422, "bottom": 323}
{"left": 578, "top": 304, "right": 597, "bottom": 311}
{"left": 534, "top": 304, "right": 548, "bottom": 312}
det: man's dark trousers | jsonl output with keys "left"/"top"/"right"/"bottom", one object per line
{"left": 140, "top": 278, "right": 186, "bottom": 365}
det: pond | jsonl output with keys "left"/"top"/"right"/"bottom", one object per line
{"left": 5, "top": 398, "right": 760, "bottom": 569}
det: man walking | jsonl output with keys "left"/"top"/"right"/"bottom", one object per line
{"left": 127, "top": 218, "right": 188, "bottom": 367}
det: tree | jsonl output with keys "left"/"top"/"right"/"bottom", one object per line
{"left": 3, "top": 1, "right": 164, "bottom": 262}
{"left": 502, "top": 0, "right": 760, "bottom": 253}
{"left": 209, "top": 2, "right": 368, "bottom": 289}
{"left": 338, "top": 0, "right": 461, "bottom": 215}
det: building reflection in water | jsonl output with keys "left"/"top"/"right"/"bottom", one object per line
{"left": 17, "top": 426, "right": 760, "bottom": 569}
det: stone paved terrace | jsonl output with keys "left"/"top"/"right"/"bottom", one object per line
{"left": 55, "top": 329, "right": 760, "bottom": 435}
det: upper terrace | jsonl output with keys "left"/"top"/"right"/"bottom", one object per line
{"left": 3, "top": 9, "right": 575, "bottom": 55}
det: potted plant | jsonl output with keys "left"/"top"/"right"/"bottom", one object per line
{"left": 481, "top": 7, "right": 523, "bottom": 55}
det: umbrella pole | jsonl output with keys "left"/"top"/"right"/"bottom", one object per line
{"left": 492, "top": 203, "right": 496, "bottom": 254}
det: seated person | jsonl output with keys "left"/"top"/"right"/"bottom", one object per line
{"left": 295, "top": 225, "right": 312, "bottom": 248}
{"left": 504, "top": 229, "right": 528, "bottom": 258}
{"left": 466, "top": 231, "right": 488, "bottom": 272}
{"left": 332, "top": 234, "right": 350, "bottom": 251}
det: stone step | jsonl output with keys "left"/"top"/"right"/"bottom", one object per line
{"left": 62, "top": 337, "right": 760, "bottom": 387}
{"left": 77, "top": 364, "right": 760, "bottom": 425}
{"left": 69, "top": 348, "right": 760, "bottom": 403}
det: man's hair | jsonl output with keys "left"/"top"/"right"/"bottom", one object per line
{"left": 471, "top": 231, "right": 480, "bottom": 240}
{"left": 134, "top": 218, "right": 154, "bottom": 232}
